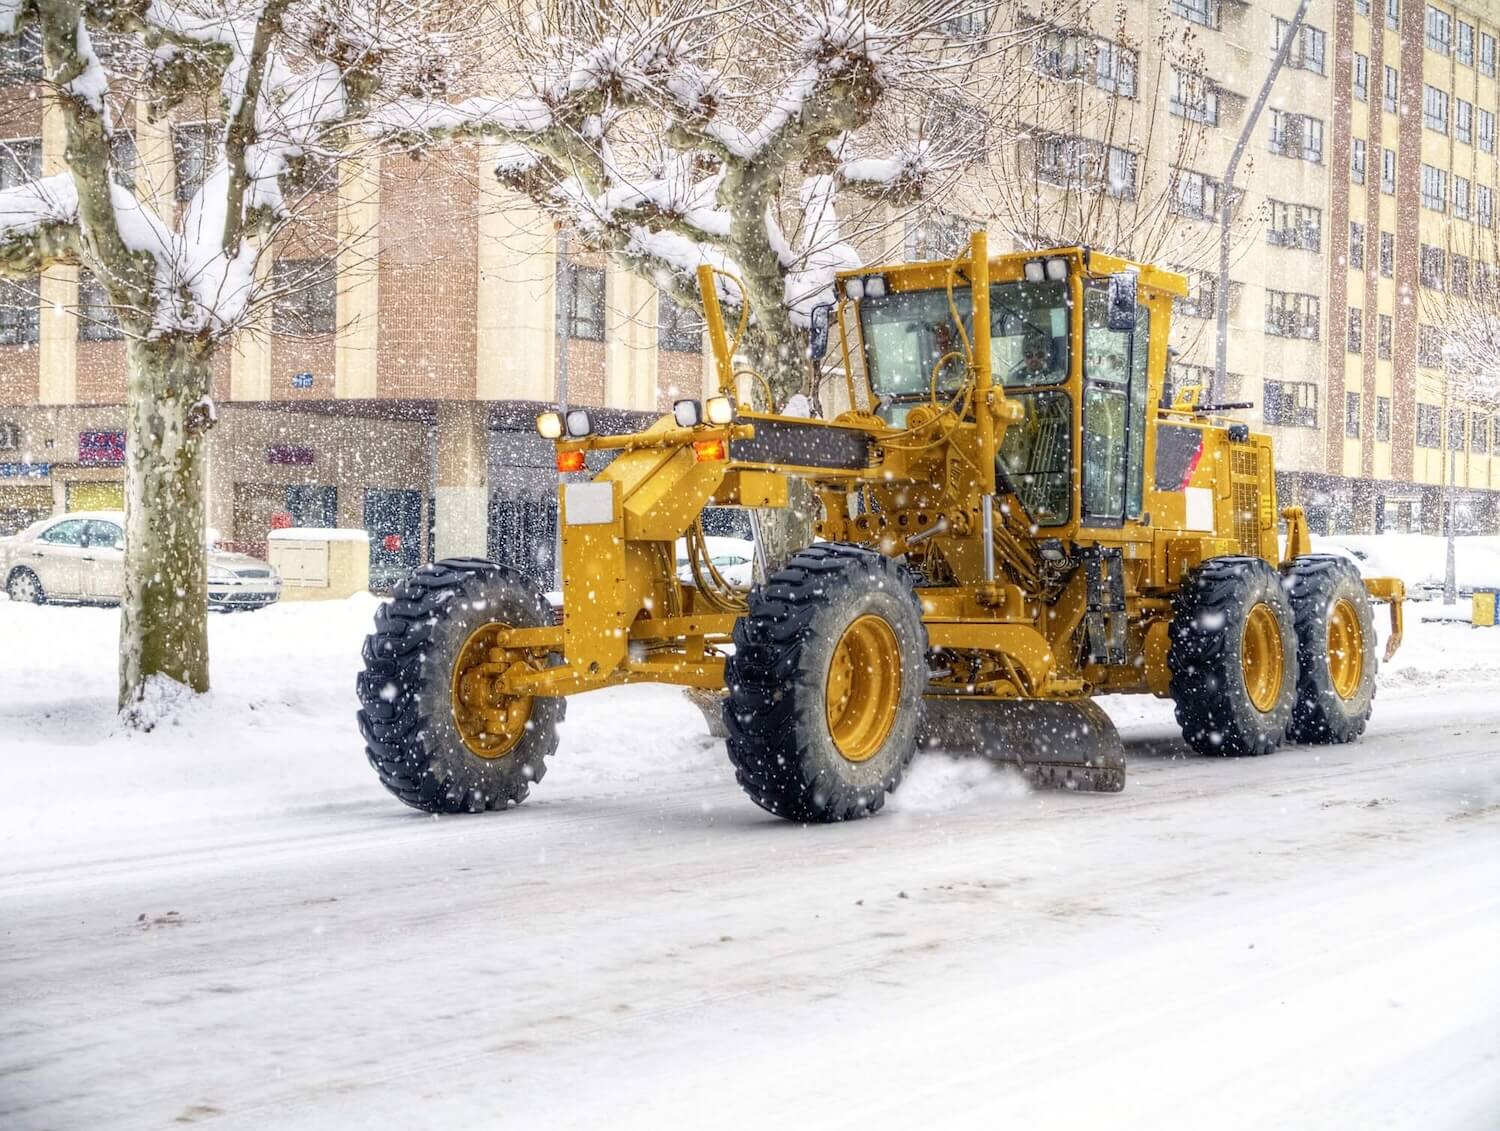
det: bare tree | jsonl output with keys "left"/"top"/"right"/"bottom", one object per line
{"left": 1419, "top": 223, "right": 1500, "bottom": 600}
{"left": 0, "top": 0, "right": 477, "bottom": 713}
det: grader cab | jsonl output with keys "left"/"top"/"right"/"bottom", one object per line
{"left": 356, "top": 233, "right": 1405, "bottom": 822}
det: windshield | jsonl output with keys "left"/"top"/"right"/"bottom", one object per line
{"left": 859, "top": 280, "right": 1071, "bottom": 408}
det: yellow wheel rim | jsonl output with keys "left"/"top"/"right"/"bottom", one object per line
{"left": 1242, "top": 603, "right": 1285, "bottom": 714}
{"left": 451, "top": 622, "right": 534, "bottom": 759}
{"left": 825, "top": 614, "right": 902, "bottom": 763}
{"left": 1327, "top": 598, "right": 1365, "bottom": 700}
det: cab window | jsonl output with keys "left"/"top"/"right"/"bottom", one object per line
{"left": 1081, "top": 284, "right": 1150, "bottom": 523}
{"left": 41, "top": 519, "right": 88, "bottom": 545}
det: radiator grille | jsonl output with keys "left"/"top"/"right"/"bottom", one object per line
{"left": 1231, "top": 449, "right": 1259, "bottom": 477}
{"left": 1233, "top": 481, "right": 1259, "bottom": 555}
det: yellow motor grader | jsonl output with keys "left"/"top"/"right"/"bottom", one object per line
{"left": 356, "top": 233, "right": 1405, "bottom": 821}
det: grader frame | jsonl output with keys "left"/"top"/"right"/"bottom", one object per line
{"left": 358, "top": 232, "right": 1405, "bottom": 820}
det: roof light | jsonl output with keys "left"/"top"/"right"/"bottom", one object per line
{"left": 564, "top": 409, "right": 593, "bottom": 438}
{"left": 673, "top": 399, "right": 702, "bottom": 428}
{"left": 536, "top": 411, "right": 563, "bottom": 439}
{"left": 843, "top": 277, "right": 865, "bottom": 301}
{"left": 1044, "top": 257, "right": 1068, "bottom": 282}
{"left": 1023, "top": 259, "right": 1046, "bottom": 284}
{"left": 863, "top": 274, "right": 887, "bottom": 298}
{"left": 556, "top": 450, "right": 586, "bottom": 472}
{"left": 705, "top": 395, "right": 736, "bottom": 425}
{"left": 693, "top": 438, "right": 727, "bottom": 462}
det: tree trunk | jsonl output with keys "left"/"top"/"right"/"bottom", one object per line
{"left": 119, "top": 335, "right": 216, "bottom": 711}
{"left": 740, "top": 326, "right": 818, "bottom": 571}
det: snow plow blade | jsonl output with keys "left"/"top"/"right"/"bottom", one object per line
{"left": 917, "top": 698, "right": 1126, "bottom": 792}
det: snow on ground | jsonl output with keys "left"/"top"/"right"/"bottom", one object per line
{"left": 1, "top": 591, "right": 1498, "bottom": 1129}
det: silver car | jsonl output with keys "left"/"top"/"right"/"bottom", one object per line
{"left": 0, "top": 510, "right": 281, "bottom": 610}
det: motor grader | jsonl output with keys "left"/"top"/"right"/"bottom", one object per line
{"left": 356, "top": 232, "right": 1405, "bottom": 822}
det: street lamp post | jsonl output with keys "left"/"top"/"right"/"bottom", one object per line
{"left": 554, "top": 225, "right": 571, "bottom": 591}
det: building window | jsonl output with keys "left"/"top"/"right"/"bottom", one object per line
{"left": 1383, "top": 66, "right": 1399, "bottom": 114}
{"left": 1457, "top": 20, "right": 1475, "bottom": 65}
{"left": 1480, "top": 109, "right": 1496, "bottom": 154}
{"left": 1381, "top": 148, "right": 1396, "bottom": 194}
{"left": 907, "top": 213, "right": 971, "bottom": 260}
{"left": 1171, "top": 0, "right": 1219, "bottom": 29}
{"left": 555, "top": 262, "right": 606, "bottom": 341}
{"left": 1449, "top": 410, "right": 1466, "bottom": 450}
{"left": 110, "top": 130, "right": 138, "bottom": 191}
{"left": 0, "top": 136, "right": 40, "bottom": 189}
{"left": 1456, "top": 98, "right": 1473, "bottom": 145}
{"left": 1378, "top": 314, "right": 1393, "bottom": 359}
{"left": 1265, "top": 290, "right": 1320, "bottom": 339}
{"left": 1482, "top": 32, "right": 1496, "bottom": 76}
{"left": 1454, "top": 176, "right": 1471, "bottom": 220}
{"left": 658, "top": 295, "right": 703, "bottom": 352}
{"left": 77, "top": 271, "right": 124, "bottom": 342}
{"left": 1269, "top": 110, "right": 1323, "bottom": 163}
{"left": 1271, "top": 18, "right": 1327, "bottom": 74}
{"left": 1170, "top": 68, "right": 1219, "bottom": 125}
{"left": 172, "top": 122, "right": 222, "bottom": 202}
{"left": 1031, "top": 28, "right": 1137, "bottom": 98}
{"left": 1266, "top": 199, "right": 1322, "bottom": 250}
{"left": 1377, "top": 396, "right": 1391, "bottom": 440}
{"left": 270, "top": 259, "right": 337, "bottom": 335}
{"left": 1379, "top": 231, "right": 1395, "bottom": 277}
{"left": 1350, "top": 222, "right": 1365, "bottom": 270}
{"left": 1355, "top": 0, "right": 1370, "bottom": 12}
{"left": 925, "top": 95, "right": 990, "bottom": 163}
{"left": 1417, "top": 323, "right": 1445, "bottom": 367}
{"left": 1425, "top": 5, "right": 1452, "bottom": 53}
{"left": 1094, "top": 39, "right": 1138, "bottom": 97}
{"left": 0, "top": 25, "right": 41, "bottom": 87}
{"left": 1423, "top": 85, "right": 1448, "bottom": 133}
{"left": 1347, "top": 308, "right": 1363, "bottom": 354}
{"left": 1479, "top": 185, "right": 1494, "bottom": 227}
{"left": 1353, "top": 53, "right": 1369, "bottom": 100}
{"left": 1351, "top": 138, "right": 1366, "bottom": 185}
{"left": 1473, "top": 415, "right": 1490, "bottom": 453}
{"left": 1386, "top": 0, "right": 1399, "bottom": 31}
{"left": 1416, "top": 403, "right": 1440, "bottom": 447}
{"left": 1419, "top": 245, "right": 1446, "bottom": 289}
{"left": 1175, "top": 270, "right": 1218, "bottom": 319}
{"left": 941, "top": 5, "right": 991, "bottom": 39}
{"left": 1420, "top": 164, "right": 1447, "bottom": 211}
{"left": 1264, "top": 380, "right": 1319, "bottom": 427}
{"left": 1346, "top": 392, "right": 1362, "bottom": 437}
{"left": 0, "top": 275, "right": 39, "bottom": 346}
{"left": 1452, "top": 254, "right": 1470, "bottom": 296}
{"left": 1171, "top": 170, "right": 1223, "bottom": 220}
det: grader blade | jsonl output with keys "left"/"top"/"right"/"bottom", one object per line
{"left": 917, "top": 699, "right": 1126, "bottom": 793}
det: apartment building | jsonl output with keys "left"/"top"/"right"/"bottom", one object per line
{"left": 2, "top": 4, "right": 1497, "bottom": 586}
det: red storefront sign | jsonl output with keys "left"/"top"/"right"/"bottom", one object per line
{"left": 266, "top": 445, "right": 316, "bottom": 465}
{"left": 79, "top": 430, "right": 126, "bottom": 466}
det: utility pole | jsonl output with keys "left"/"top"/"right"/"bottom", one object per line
{"left": 1212, "top": 0, "right": 1310, "bottom": 402}
{"left": 1442, "top": 350, "right": 1457, "bottom": 604}
{"left": 554, "top": 225, "right": 571, "bottom": 590}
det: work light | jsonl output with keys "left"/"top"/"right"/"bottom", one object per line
{"left": 1023, "top": 259, "right": 1046, "bottom": 284}
{"left": 705, "top": 395, "right": 736, "bottom": 425}
{"left": 863, "top": 274, "right": 887, "bottom": 298}
{"left": 564, "top": 409, "right": 593, "bottom": 438}
{"left": 843, "top": 277, "right": 865, "bottom": 301}
{"left": 1044, "top": 257, "right": 1068, "bottom": 282}
{"left": 536, "top": 411, "right": 563, "bottom": 439}
{"left": 673, "top": 399, "right": 702, "bottom": 428}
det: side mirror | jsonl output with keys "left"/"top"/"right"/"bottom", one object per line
{"left": 807, "top": 303, "right": 834, "bottom": 362}
{"left": 1107, "top": 269, "right": 1139, "bottom": 333}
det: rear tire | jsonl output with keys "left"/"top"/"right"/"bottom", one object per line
{"left": 357, "top": 558, "right": 563, "bottom": 813}
{"left": 1283, "top": 555, "right": 1378, "bottom": 744}
{"left": 6, "top": 567, "right": 44, "bottom": 604}
{"left": 1169, "top": 556, "right": 1297, "bottom": 756}
{"left": 723, "top": 543, "right": 927, "bottom": 822}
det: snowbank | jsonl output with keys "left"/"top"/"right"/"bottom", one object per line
{"left": 1312, "top": 533, "right": 1500, "bottom": 597}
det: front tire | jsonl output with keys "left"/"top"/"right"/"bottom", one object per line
{"left": 1169, "top": 556, "right": 1298, "bottom": 756}
{"left": 723, "top": 543, "right": 928, "bottom": 822}
{"left": 1284, "top": 555, "right": 1378, "bottom": 744}
{"left": 6, "top": 567, "right": 45, "bottom": 604}
{"left": 357, "top": 558, "right": 563, "bottom": 813}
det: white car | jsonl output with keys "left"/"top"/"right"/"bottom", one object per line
{"left": 0, "top": 511, "right": 281, "bottom": 611}
{"left": 675, "top": 536, "right": 756, "bottom": 588}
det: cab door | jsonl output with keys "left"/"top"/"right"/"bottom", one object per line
{"left": 1080, "top": 283, "right": 1149, "bottom": 526}
{"left": 83, "top": 519, "right": 126, "bottom": 601}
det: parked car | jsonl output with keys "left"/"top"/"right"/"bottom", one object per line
{"left": 0, "top": 511, "right": 281, "bottom": 610}
{"left": 675, "top": 535, "right": 756, "bottom": 588}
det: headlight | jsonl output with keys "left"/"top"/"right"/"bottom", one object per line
{"left": 564, "top": 408, "right": 593, "bottom": 438}
{"left": 208, "top": 565, "right": 234, "bottom": 581}
{"left": 705, "top": 395, "right": 736, "bottom": 425}
{"left": 536, "top": 411, "right": 563, "bottom": 439}
{"left": 673, "top": 399, "right": 702, "bottom": 428}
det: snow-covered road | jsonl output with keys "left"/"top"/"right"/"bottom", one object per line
{"left": 2, "top": 598, "right": 1498, "bottom": 1129}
